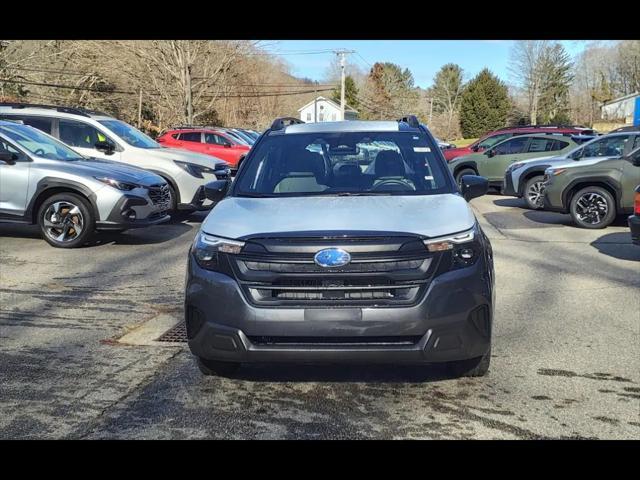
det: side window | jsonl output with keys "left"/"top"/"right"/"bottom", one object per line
{"left": 583, "top": 135, "right": 630, "bottom": 158}
{"left": 492, "top": 137, "right": 528, "bottom": 155}
{"left": 633, "top": 136, "right": 640, "bottom": 150}
{"left": 0, "top": 115, "right": 54, "bottom": 134}
{"left": 204, "top": 133, "right": 228, "bottom": 145}
{"left": 180, "top": 132, "right": 202, "bottom": 143}
{"left": 527, "top": 138, "right": 555, "bottom": 153}
{"left": 58, "top": 119, "right": 108, "bottom": 149}
{"left": 551, "top": 140, "right": 569, "bottom": 151}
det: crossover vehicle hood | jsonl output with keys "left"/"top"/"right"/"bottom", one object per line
{"left": 202, "top": 194, "right": 476, "bottom": 240}
{"left": 42, "top": 157, "right": 165, "bottom": 186}
{"left": 512, "top": 154, "right": 561, "bottom": 167}
{"left": 153, "top": 146, "right": 229, "bottom": 169}
{"left": 546, "top": 156, "right": 613, "bottom": 172}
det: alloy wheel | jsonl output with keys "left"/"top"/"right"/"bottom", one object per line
{"left": 43, "top": 201, "right": 84, "bottom": 243}
{"left": 526, "top": 181, "right": 544, "bottom": 208}
{"left": 574, "top": 192, "right": 609, "bottom": 225}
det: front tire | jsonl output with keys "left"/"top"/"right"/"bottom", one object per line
{"left": 197, "top": 357, "right": 240, "bottom": 377}
{"left": 523, "top": 175, "right": 545, "bottom": 210}
{"left": 570, "top": 186, "right": 616, "bottom": 229}
{"left": 37, "top": 193, "right": 95, "bottom": 248}
{"left": 446, "top": 346, "right": 491, "bottom": 378}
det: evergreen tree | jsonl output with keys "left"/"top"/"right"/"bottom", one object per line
{"left": 331, "top": 75, "right": 359, "bottom": 109}
{"left": 459, "top": 69, "right": 512, "bottom": 138}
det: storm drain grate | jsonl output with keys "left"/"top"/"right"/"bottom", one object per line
{"left": 157, "top": 321, "right": 188, "bottom": 343}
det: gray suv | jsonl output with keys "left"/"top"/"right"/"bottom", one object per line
{"left": 0, "top": 121, "right": 170, "bottom": 248}
{"left": 185, "top": 116, "right": 495, "bottom": 378}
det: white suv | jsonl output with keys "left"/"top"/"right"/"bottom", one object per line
{"left": 0, "top": 103, "right": 231, "bottom": 213}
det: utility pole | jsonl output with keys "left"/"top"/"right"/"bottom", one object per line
{"left": 185, "top": 64, "right": 193, "bottom": 125}
{"left": 334, "top": 49, "right": 355, "bottom": 121}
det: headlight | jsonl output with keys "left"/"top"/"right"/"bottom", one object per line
{"left": 174, "top": 161, "right": 218, "bottom": 178}
{"left": 191, "top": 233, "right": 245, "bottom": 271}
{"left": 546, "top": 168, "right": 567, "bottom": 176}
{"left": 423, "top": 225, "right": 480, "bottom": 269}
{"left": 95, "top": 177, "right": 139, "bottom": 191}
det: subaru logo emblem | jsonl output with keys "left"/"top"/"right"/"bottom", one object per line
{"left": 314, "top": 248, "right": 351, "bottom": 268}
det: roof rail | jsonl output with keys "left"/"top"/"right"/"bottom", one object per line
{"left": 0, "top": 102, "right": 96, "bottom": 118}
{"left": 270, "top": 117, "right": 304, "bottom": 131}
{"left": 495, "top": 124, "right": 589, "bottom": 131}
{"left": 397, "top": 115, "right": 420, "bottom": 128}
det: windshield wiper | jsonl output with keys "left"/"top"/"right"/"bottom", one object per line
{"left": 332, "top": 192, "right": 393, "bottom": 196}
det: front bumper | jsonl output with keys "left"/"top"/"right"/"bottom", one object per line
{"left": 629, "top": 214, "right": 640, "bottom": 245}
{"left": 502, "top": 173, "right": 519, "bottom": 197}
{"left": 96, "top": 191, "right": 170, "bottom": 230}
{"left": 185, "top": 255, "right": 494, "bottom": 365}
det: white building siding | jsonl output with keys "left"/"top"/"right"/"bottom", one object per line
{"left": 298, "top": 96, "right": 358, "bottom": 123}
{"left": 601, "top": 93, "right": 639, "bottom": 123}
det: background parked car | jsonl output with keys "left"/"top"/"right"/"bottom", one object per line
{"left": 629, "top": 185, "right": 640, "bottom": 244}
{"left": 443, "top": 125, "right": 595, "bottom": 161}
{"left": 0, "top": 103, "right": 231, "bottom": 214}
{"left": 448, "top": 134, "right": 579, "bottom": 189}
{"left": 543, "top": 145, "right": 640, "bottom": 229}
{"left": 503, "top": 132, "right": 630, "bottom": 209}
{"left": 0, "top": 121, "right": 171, "bottom": 248}
{"left": 158, "top": 127, "right": 251, "bottom": 170}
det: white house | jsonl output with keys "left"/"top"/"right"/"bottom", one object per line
{"left": 601, "top": 92, "right": 640, "bottom": 124}
{"left": 298, "top": 96, "right": 358, "bottom": 123}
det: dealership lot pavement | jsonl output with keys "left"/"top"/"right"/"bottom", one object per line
{"left": 1, "top": 194, "right": 638, "bottom": 439}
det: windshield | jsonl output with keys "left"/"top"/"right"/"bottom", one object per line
{"left": 476, "top": 133, "right": 512, "bottom": 150}
{"left": 98, "top": 119, "right": 160, "bottom": 149}
{"left": 0, "top": 123, "right": 84, "bottom": 161}
{"left": 233, "top": 130, "right": 453, "bottom": 197}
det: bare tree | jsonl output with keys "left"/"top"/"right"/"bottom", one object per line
{"left": 509, "top": 40, "right": 550, "bottom": 125}
{"left": 429, "top": 63, "right": 464, "bottom": 139}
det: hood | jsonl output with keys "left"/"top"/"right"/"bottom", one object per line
{"left": 444, "top": 145, "right": 473, "bottom": 160}
{"left": 148, "top": 147, "right": 229, "bottom": 169}
{"left": 49, "top": 157, "right": 164, "bottom": 186}
{"left": 545, "top": 156, "right": 613, "bottom": 172}
{"left": 202, "top": 194, "right": 476, "bottom": 240}
{"left": 512, "top": 154, "right": 563, "bottom": 167}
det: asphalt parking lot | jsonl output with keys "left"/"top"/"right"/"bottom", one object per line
{"left": 1, "top": 194, "right": 638, "bottom": 439}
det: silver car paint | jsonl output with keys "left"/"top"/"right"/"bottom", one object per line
{"left": 507, "top": 133, "right": 636, "bottom": 193}
{"left": 0, "top": 127, "right": 168, "bottom": 223}
{"left": 0, "top": 108, "right": 229, "bottom": 208}
{"left": 202, "top": 194, "right": 476, "bottom": 240}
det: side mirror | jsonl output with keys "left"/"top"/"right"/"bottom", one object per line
{"left": 0, "top": 150, "right": 17, "bottom": 165}
{"left": 95, "top": 140, "right": 115, "bottom": 155}
{"left": 460, "top": 175, "right": 489, "bottom": 201}
{"left": 471, "top": 145, "right": 480, "bottom": 152}
{"left": 223, "top": 143, "right": 232, "bottom": 148}
{"left": 204, "top": 179, "right": 230, "bottom": 202}
{"left": 486, "top": 149, "right": 495, "bottom": 158}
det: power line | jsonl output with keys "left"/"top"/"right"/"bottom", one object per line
{"left": 6, "top": 66, "right": 101, "bottom": 77}
{"left": 1, "top": 77, "right": 333, "bottom": 99}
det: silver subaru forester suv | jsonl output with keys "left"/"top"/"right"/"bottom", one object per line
{"left": 0, "top": 120, "right": 171, "bottom": 248}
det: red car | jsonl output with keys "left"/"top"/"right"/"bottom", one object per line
{"left": 443, "top": 125, "right": 595, "bottom": 161}
{"left": 157, "top": 127, "right": 250, "bottom": 169}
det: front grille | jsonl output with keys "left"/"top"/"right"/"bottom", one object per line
{"left": 227, "top": 235, "right": 438, "bottom": 307}
{"left": 148, "top": 184, "right": 171, "bottom": 208}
